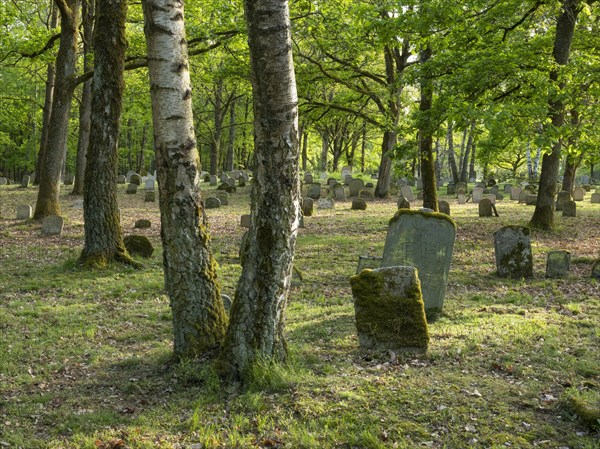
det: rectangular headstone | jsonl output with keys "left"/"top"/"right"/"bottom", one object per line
{"left": 400, "top": 185, "right": 414, "bottom": 202}
{"left": 493, "top": 226, "right": 533, "bottom": 279}
{"left": 16, "top": 204, "right": 32, "bottom": 220}
{"left": 42, "top": 214, "right": 64, "bottom": 236}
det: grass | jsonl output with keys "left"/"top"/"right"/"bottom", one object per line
{"left": 0, "top": 182, "right": 599, "bottom": 448}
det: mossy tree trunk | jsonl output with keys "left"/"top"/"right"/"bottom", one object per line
{"left": 79, "top": 0, "right": 132, "bottom": 267}
{"left": 418, "top": 46, "right": 438, "bottom": 211}
{"left": 218, "top": 0, "right": 300, "bottom": 379}
{"left": 142, "top": 0, "right": 228, "bottom": 358}
{"left": 34, "top": 0, "right": 80, "bottom": 219}
{"left": 530, "top": 0, "right": 579, "bottom": 230}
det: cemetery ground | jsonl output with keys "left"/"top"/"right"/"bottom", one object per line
{"left": 0, "top": 183, "right": 599, "bottom": 449}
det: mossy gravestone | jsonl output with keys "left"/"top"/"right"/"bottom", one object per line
{"left": 493, "top": 226, "right": 533, "bottom": 279}
{"left": 381, "top": 210, "right": 456, "bottom": 320}
{"left": 124, "top": 235, "right": 154, "bottom": 258}
{"left": 351, "top": 266, "right": 429, "bottom": 353}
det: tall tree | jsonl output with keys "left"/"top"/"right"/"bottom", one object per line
{"left": 78, "top": 0, "right": 132, "bottom": 266}
{"left": 530, "top": 0, "right": 580, "bottom": 229}
{"left": 142, "top": 0, "right": 228, "bottom": 358}
{"left": 33, "top": 0, "right": 80, "bottom": 219}
{"left": 219, "top": 0, "right": 300, "bottom": 378}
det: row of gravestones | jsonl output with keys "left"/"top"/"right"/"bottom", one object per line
{"left": 14, "top": 206, "right": 64, "bottom": 235}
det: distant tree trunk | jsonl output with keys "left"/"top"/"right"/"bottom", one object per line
{"left": 419, "top": 46, "right": 438, "bottom": 211}
{"left": 469, "top": 142, "right": 476, "bottom": 180}
{"left": 225, "top": 95, "right": 236, "bottom": 172}
{"left": 35, "top": 3, "right": 59, "bottom": 185}
{"left": 219, "top": 0, "right": 300, "bottom": 378}
{"left": 526, "top": 142, "right": 533, "bottom": 178}
{"left": 300, "top": 125, "right": 308, "bottom": 171}
{"left": 320, "top": 128, "right": 329, "bottom": 172}
{"left": 139, "top": 121, "right": 149, "bottom": 173}
{"left": 361, "top": 123, "right": 367, "bottom": 172}
{"left": 209, "top": 79, "right": 223, "bottom": 175}
{"left": 459, "top": 122, "right": 474, "bottom": 182}
{"left": 34, "top": 0, "right": 80, "bottom": 219}
{"left": 530, "top": 0, "right": 579, "bottom": 229}
{"left": 434, "top": 138, "right": 441, "bottom": 182}
{"left": 142, "top": 0, "right": 227, "bottom": 358}
{"left": 240, "top": 95, "right": 251, "bottom": 169}
{"left": 79, "top": 0, "right": 132, "bottom": 266}
{"left": 533, "top": 146, "right": 541, "bottom": 178}
{"left": 375, "top": 131, "right": 394, "bottom": 198}
{"left": 447, "top": 121, "right": 459, "bottom": 184}
{"left": 71, "top": 0, "right": 94, "bottom": 195}
{"left": 561, "top": 109, "right": 580, "bottom": 193}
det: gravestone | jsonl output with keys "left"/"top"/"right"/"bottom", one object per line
{"left": 472, "top": 187, "right": 484, "bottom": 203}
{"left": 400, "top": 185, "right": 414, "bottom": 202}
{"left": 503, "top": 184, "right": 513, "bottom": 193}
{"left": 490, "top": 185, "right": 499, "bottom": 196}
{"left": 523, "top": 185, "right": 536, "bottom": 194}
{"left": 483, "top": 193, "right": 497, "bottom": 205}
{"left": 334, "top": 185, "right": 346, "bottom": 201}
{"left": 144, "top": 191, "right": 156, "bottom": 202}
{"left": 349, "top": 179, "right": 365, "bottom": 197}
{"left": 355, "top": 255, "right": 383, "bottom": 274}
{"left": 42, "top": 215, "right": 64, "bottom": 236}
{"left": 591, "top": 260, "right": 600, "bottom": 279}
{"left": 63, "top": 173, "right": 74, "bottom": 185}
{"left": 493, "top": 226, "right": 533, "bottom": 279}
{"left": 317, "top": 197, "right": 335, "bottom": 209}
{"left": 227, "top": 178, "right": 236, "bottom": 187}
{"left": 572, "top": 187, "right": 585, "bottom": 201}
{"left": 16, "top": 205, "right": 32, "bottom": 220}
{"left": 307, "top": 183, "right": 322, "bottom": 199}
{"left": 117, "top": 175, "right": 127, "bottom": 184}
{"left": 302, "top": 198, "right": 314, "bottom": 216}
{"left": 359, "top": 188, "right": 374, "bottom": 201}
{"left": 215, "top": 191, "right": 228, "bottom": 205}
{"left": 220, "top": 173, "right": 229, "bottom": 183}
{"left": 416, "top": 178, "right": 423, "bottom": 190}
{"left": 438, "top": 200, "right": 450, "bottom": 216}
{"left": 518, "top": 190, "right": 528, "bottom": 204}
{"left": 397, "top": 196, "right": 410, "bottom": 209}
{"left": 126, "top": 183, "right": 138, "bottom": 194}
{"left": 591, "top": 192, "right": 600, "bottom": 204}
{"left": 446, "top": 183, "right": 456, "bottom": 195}
{"left": 209, "top": 175, "right": 218, "bottom": 186}
{"left": 351, "top": 266, "right": 429, "bottom": 353}
{"left": 21, "top": 175, "right": 31, "bottom": 188}
{"left": 479, "top": 198, "right": 493, "bottom": 217}
{"left": 327, "top": 178, "right": 338, "bottom": 188}
{"left": 351, "top": 198, "right": 367, "bottom": 210}
{"left": 455, "top": 182, "right": 467, "bottom": 195}
{"left": 580, "top": 175, "right": 590, "bottom": 185}
{"left": 382, "top": 210, "right": 456, "bottom": 319}
{"left": 525, "top": 194, "right": 537, "bottom": 206}
{"left": 205, "top": 197, "right": 221, "bottom": 209}
{"left": 135, "top": 219, "right": 151, "bottom": 229}
{"left": 365, "top": 182, "right": 374, "bottom": 189}
{"left": 389, "top": 184, "right": 399, "bottom": 196}
{"left": 240, "top": 214, "right": 251, "bottom": 228}
{"left": 344, "top": 174, "right": 353, "bottom": 185}
{"left": 510, "top": 186, "right": 522, "bottom": 201}
{"left": 145, "top": 176, "right": 155, "bottom": 190}
{"left": 583, "top": 184, "right": 591, "bottom": 192}
{"left": 487, "top": 178, "right": 497, "bottom": 187}
{"left": 457, "top": 194, "right": 466, "bottom": 205}
{"left": 341, "top": 169, "right": 352, "bottom": 183}
{"left": 124, "top": 235, "right": 154, "bottom": 258}
{"left": 130, "top": 173, "right": 142, "bottom": 185}
{"left": 546, "top": 250, "right": 570, "bottom": 278}
{"left": 304, "top": 172, "right": 313, "bottom": 184}
{"left": 556, "top": 191, "right": 571, "bottom": 211}
{"left": 0, "top": 177, "right": 7, "bottom": 185}
{"left": 562, "top": 200, "right": 576, "bottom": 217}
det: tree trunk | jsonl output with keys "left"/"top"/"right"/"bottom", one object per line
{"left": 300, "top": 125, "right": 308, "bottom": 171}
{"left": 447, "top": 121, "right": 459, "bottom": 184}
{"left": 209, "top": 78, "right": 223, "bottom": 175}
{"left": 469, "top": 142, "right": 476, "bottom": 180}
{"left": 225, "top": 95, "right": 236, "bottom": 172}
{"left": 459, "top": 122, "right": 474, "bottom": 183}
{"left": 530, "top": 0, "right": 579, "bottom": 230}
{"left": 79, "top": 0, "right": 132, "bottom": 266}
{"left": 320, "top": 128, "right": 329, "bottom": 172}
{"left": 219, "top": 0, "right": 300, "bottom": 379}
{"left": 34, "top": 0, "right": 80, "bottom": 219}
{"left": 419, "top": 46, "right": 438, "bottom": 211}
{"left": 142, "top": 0, "right": 228, "bottom": 358}
{"left": 561, "top": 109, "right": 581, "bottom": 193}
{"left": 71, "top": 0, "right": 94, "bottom": 196}
{"left": 374, "top": 130, "right": 394, "bottom": 198}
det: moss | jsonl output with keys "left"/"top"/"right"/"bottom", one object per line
{"left": 389, "top": 208, "right": 457, "bottom": 230}
{"left": 562, "top": 389, "right": 600, "bottom": 430}
{"left": 350, "top": 268, "right": 429, "bottom": 352}
{"left": 123, "top": 235, "right": 154, "bottom": 258}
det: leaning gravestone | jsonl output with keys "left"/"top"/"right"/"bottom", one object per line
{"left": 205, "top": 197, "right": 221, "bottom": 209}
{"left": 493, "top": 226, "right": 533, "bottom": 279}
{"left": 302, "top": 197, "right": 314, "bottom": 216}
{"left": 591, "top": 192, "right": 600, "bottom": 204}
{"left": 351, "top": 266, "right": 429, "bottom": 353}
{"left": 382, "top": 210, "right": 456, "bottom": 319}
{"left": 21, "top": 175, "right": 31, "bottom": 188}
{"left": 348, "top": 179, "right": 365, "bottom": 197}
{"left": 16, "top": 204, "right": 32, "bottom": 220}
{"left": 479, "top": 198, "right": 493, "bottom": 217}
{"left": 546, "top": 250, "right": 571, "bottom": 278}
{"left": 572, "top": 187, "right": 585, "bottom": 201}
{"left": 400, "top": 185, "right": 414, "bottom": 202}
{"left": 562, "top": 200, "right": 576, "bottom": 217}
{"left": 317, "top": 197, "right": 335, "bottom": 210}
{"left": 42, "top": 215, "right": 64, "bottom": 236}
{"left": 215, "top": 191, "right": 229, "bottom": 205}
{"left": 334, "top": 185, "right": 346, "bottom": 201}
{"left": 438, "top": 200, "right": 450, "bottom": 216}
{"left": 556, "top": 191, "right": 571, "bottom": 211}
{"left": 397, "top": 196, "right": 410, "bottom": 209}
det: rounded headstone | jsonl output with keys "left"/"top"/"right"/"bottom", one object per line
{"left": 144, "top": 191, "right": 156, "bottom": 202}
{"left": 438, "top": 200, "right": 450, "bottom": 216}
{"left": 42, "top": 215, "right": 64, "bottom": 236}
{"left": 351, "top": 198, "right": 367, "bottom": 210}
{"left": 397, "top": 196, "right": 410, "bottom": 209}
{"left": 135, "top": 219, "right": 152, "bottom": 229}
{"left": 126, "top": 183, "right": 138, "bottom": 194}
{"left": 301, "top": 197, "right": 314, "bottom": 217}
{"left": 493, "top": 226, "right": 533, "bottom": 279}
{"left": 317, "top": 197, "right": 335, "bottom": 209}
{"left": 124, "top": 235, "right": 154, "bottom": 258}
{"left": 205, "top": 197, "right": 221, "bottom": 209}
{"left": 562, "top": 200, "right": 576, "bottom": 217}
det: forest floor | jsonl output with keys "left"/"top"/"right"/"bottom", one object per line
{"left": 0, "top": 182, "right": 599, "bottom": 449}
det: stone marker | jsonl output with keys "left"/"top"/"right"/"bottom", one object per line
{"left": 20, "top": 175, "right": 31, "bottom": 188}
{"left": 503, "top": 183, "right": 513, "bottom": 193}
{"left": 446, "top": 183, "right": 456, "bottom": 195}
{"left": 556, "top": 191, "right": 571, "bottom": 211}
{"left": 124, "top": 235, "right": 154, "bottom": 258}
{"left": 455, "top": 182, "right": 467, "bottom": 195}
{"left": 215, "top": 191, "right": 229, "bottom": 205}
{"left": 479, "top": 198, "right": 493, "bottom": 217}
{"left": 359, "top": 188, "right": 374, "bottom": 201}
{"left": 304, "top": 172, "right": 313, "bottom": 184}
{"left": 205, "top": 197, "right": 221, "bottom": 209}
{"left": 117, "top": 175, "right": 127, "bottom": 184}
{"left": 438, "top": 200, "right": 450, "bottom": 215}
{"left": 493, "top": 226, "right": 533, "bottom": 279}
{"left": 135, "top": 219, "right": 151, "bottom": 229}
{"left": 350, "top": 266, "right": 429, "bottom": 353}
{"left": 307, "top": 183, "right": 322, "bottom": 200}
{"left": 356, "top": 255, "right": 383, "bottom": 274}
{"left": 144, "top": 191, "right": 155, "bottom": 202}
{"left": 334, "top": 185, "right": 346, "bottom": 201}
{"left": 525, "top": 194, "right": 537, "bottom": 206}
{"left": 546, "top": 250, "right": 570, "bottom": 278}
{"left": 382, "top": 210, "right": 456, "bottom": 319}
{"left": 240, "top": 214, "right": 251, "bottom": 228}
{"left": 348, "top": 179, "right": 365, "bottom": 197}
{"left": 457, "top": 194, "right": 466, "bottom": 205}
{"left": 209, "top": 175, "right": 218, "bottom": 186}
{"left": 572, "top": 187, "right": 585, "bottom": 201}
{"left": 130, "top": 173, "right": 142, "bottom": 185}
{"left": 16, "top": 204, "right": 32, "bottom": 220}
{"left": 344, "top": 174, "right": 353, "bottom": 185}
{"left": 0, "top": 177, "right": 7, "bottom": 185}
{"left": 472, "top": 187, "right": 484, "bottom": 203}
{"left": 351, "top": 198, "right": 367, "bottom": 210}
{"left": 400, "top": 185, "right": 414, "bottom": 202}
{"left": 397, "top": 196, "right": 410, "bottom": 209}
{"left": 42, "top": 215, "right": 64, "bottom": 236}
{"left": 317, "top": 197, "right": 335, "bottom": 209}
{"left": 416, "top": 178, "right": 423, "bottom": 190}
{"left": 126, "top": 183, "right": 138, "bottom": 194}
{"left": 518, "top": 190, "right": 528, "bottom": 204}
{"left": 302, "top": 197, "right": 314, "bottom": 216}
{"left": 591, "top": 260, "right": 600, "bottom": 279}
{"left": 389, "top": 184, "right": 399, "bottom": 196}
{"left": 510, "top": 186, "right": 522, "bottom": 201}
{"left": 562, "top": 200, "right": 576, "bottom": 217}
{"left": 145, "top": 176, "right": 155, "bottom": 190}
{"left": 482, "top": 193, "right": 496, "bottom": 205}
{"left": 591, "top": 192, "right": 600, "bottom": 204}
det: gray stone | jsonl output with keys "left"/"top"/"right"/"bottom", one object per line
{"left": 0, "top": 177, "right": 7, "bottom": 185}
{"left": 591, "top": 192, "right": 600, "bottom": 204}
{"left": 400, "top": 185, "right": 414, "bottom": 202}
{"left": 546, "top": 250, "right": 571, "bottom": 278}
{"left": 334, "top": 185, "right": 346, "bottom": 201}
{"left": 562, "top": 200, "right": 576, "bottom": 217}
{"left": 416, "top": 178, "right": 423, "bottom": 190}
{"left": 317, "top": 197, "right": 335, "bottom": 209}
{"left": 455, "top": 182, "right": 467, "bottom": 195}
{"left": 327, "top": 178, "right": 338, "bottom": 188}
{"left": 130, "top": 173, "right": 142, "bottom": 185}
{"left": 117, "top": 175, "right": 127, "bottom": 184}
{"left": 71, "top": 199, "right": 84, "bottom": 209}
{"left": 307, "top": 183, "right": 322, "bottom": 200}
{"left": 438, "top": 200, "right": 450, "bottom": 215}
{"left": 472, "top": 187, "right": 484, "bottom": 204}
{"left": 397, "top": 196, "right": 410, "bottom": 209}
{"left": 382, "top": 210, "right": 456, "bottom": 319}
{"left": 510, "top": 186, "right": 522, "bottom": 201}
{"left": 523, "top": 184, "right": 536, "bottom": 194}
{"left": 348, "top": 179, "right": 365, "bottom": 197}
{"left": 503, "top": 184, "right": 513, "bottom": 193}
{"left": 215, "top": 191, "right": 229, "bottom": 205}
{"left": 220, "top": 173, "right": 230, "bottom": 183}
{"left": 302, "top": 197, "right": 314, "bottom": 216}
{"left": 518, "top": 190, "right": 528, "bottom": 204}
{"left": 457, "top": 194, "right": 466, "bottom": 205}
{"left": 144, "top": 176, "right": 155, "bottom": 190}
{"left": 365, "top": 182, "right": 374, "bottom": 189}
{"left": 126, "top": 183, "right": 138, "bottom": 194}
{"left": 227, "top": 177, "right": 236, "bottom": 187}
{"left": 483, "top": 193, "right": 497, "bottom": 205}
{"left": 572, "top": 187, "right": 585, "bottom": 201}
{"left": 124, "top": 235, "right": 154, "bottom": 258}
{"left": 359, "top": 188, "right": 374, "bottom": 201}
{"left": 446, "top": 183, "right": 456, "bottom": 195}
{"left": 41, "top": 214, "right": 64, "bottom": 236}
{"left": 493, "top": 226, "right": 533, "bottom": 279}
{"left": 221, "top": 294, "right": 232, "bottom": 313}
{"left": 144, "top": 191, "right": 155, "bottom": 202}
{"left": 389, "top": 184, "right": 399, "bottom": 196}
{"left": 525, "top": 194, "right": 537, "bottom": 206}
{"left": 350, "top": 266, "right": 429, "bottom": 353}
{"left": 205, "top": 197, "right": 221, "bottom": 209}
{"left": 20, "top": 175, "right": 30, "bottom": 188}
{"left": 16, "top": 204, "right": 32, "bottom": 220}
{"left": 209, "top": 175, "right": 218, "bottom": 186}
{"left": 351, "top": 198, "right": 367, "bottom": 210}
{"left": 478, "top": 198, "right": 493, "bottom": 217}
{"left": 556, "top": 191, "right": 571, "bottom": 211}
{"left": 304, "top": 172, "right": 313, "bottom": 184}
{"left": 344, "top": 174, "right": 353, "bottom": 185}
{"left": 355, "top": 255, "right": 383, "bottom": 275}
{"left": 240, "top": 214, "right": 251, "bottom": 228}
{"left": 135, "top": 219, "right": 152, "bottom": 229}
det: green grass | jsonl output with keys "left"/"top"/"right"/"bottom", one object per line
{"left": 0, "top": 182, "right": 599, "bottom": 448}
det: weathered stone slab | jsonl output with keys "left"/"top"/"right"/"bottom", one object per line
{"left": 590, "top": 192, "right": 600, "bottom": 204}
{"left": 457, "top": 194, "right": 466, "bottom": 205}
{"left": 556, "top": 191, "right": 571, "bottom": 211}
{"left": 334, "top": 185, "right": 346, "bottom": 201}
{"left": 446, "top": 183, "right": 456, "bottom": 195}
{"left": 144, "top": 191, "right": 155, "bottom": 202}
{"left": 472, "top": 187, "right": 484, "bottom": 203}
{"left": 209, "top": 175, "right": 218, "bottom": 186}
{"left": 20, "top": 175, "right": 31, "bottom": 188}
{"left": 240, "top": 214, "right": 251, "bottom": 228}
{"left": 455, "top": 182, "right": 467, "bottom": 196}
{"left": 546, "top": 250, "right": 570, "bottom": 278}
{"left": 356, "top": 255, "right": 383, "bottom": 275}
{"left": 493, "top": 226, "right": 533, "bottom": 279}
{"left": 215, "top": 191, "right": 229, "bottom": 205}
{"left": 130, "top": 173, "right": 142, "bottom": 185}
{"left": 483, "top": 194, "right": 496, "bottom": 205}
{"left": 124, "top": 235, "right": 154, "bottom": 258}
{"left": 351, "top": 198, "right": 367, "bottom": 210}
{"left": 307, "top": 183, "right": 322, "bottom": 200}
{"left": 400, "top": 185, "right": 414, "bottom": 202}
{"left": 126, "top": 183, "right": 138, "bottom": 194}
{"left": 351, "top": 266, "right": 429, "bottom": 353}
{"left": 42, "top": 215, "right": 64, "bottom": 236}
{"left": 526, "top": 194, "right": 537, "bottom": 206}
{"left": 359, "top": 188, "right": 374, "bottom": 201}
{"left": 397, "top": 196, "right": 410, "bottom": 209}
{"left": 0, "top": 177, "right": 7, "bottom": 185}
{"left": 382, "top": 210, "right": 456, "bottom": 319}
{"left": 572, "top": 187, "right": 585, "bottom": 201}
{"left": 16, "top": 204, "right": 32, "bottom": 220}
{"left": 503, "top": 184, "right": 513, "bottom": 193}
{"left": 349, "top": 179, "right": 365, "bottom": 197}
{"left": 117, "top": 175, "right": 127, "bottom": 184}
{"left": 302, "top": 197, "right": 314, "bottom": 216}
{"left": 135, "top": 219, "right": 151, "bottom": 229}
{"left": 317, "top": 197, "right": 335, "bottom": 209}
{"left": 205, "top": 197, "right": 221, "bottom": 209}
{"left": 144, "top": 176, "right": 155, "bottom": 190}
{"left": 479, "top": 198, "right": 493, "bottom": 217}
{"left": 438, "top": 200, "right": 450, "bottom": 216}
{"left": 304, "top": 172, "right": 313, "bottom": 184}
{"left": 562, "top": 200, "right": 576, "bottom": 217}
{"left": 510, "top": 186, "right": 522, "bottom": 201}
